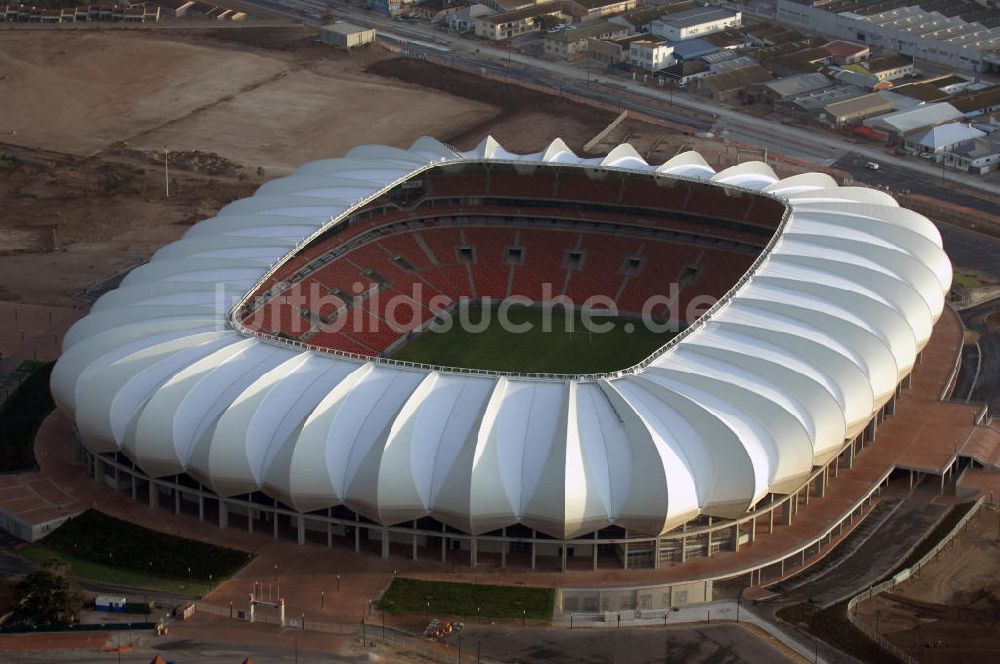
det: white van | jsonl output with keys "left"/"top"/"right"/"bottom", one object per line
{"left": 866, "top": 161, "right": 880, "bottom": 170}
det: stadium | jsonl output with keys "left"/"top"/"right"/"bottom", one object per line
{"left": 50, "top": 136, "right": 951, "bottom": 579}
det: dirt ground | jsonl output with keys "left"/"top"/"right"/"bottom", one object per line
{"left": 854, "top": 504, "right": 1000, "bottom": 664}
{"left": 0, "top": 27, "right": 618, "bottom": 308}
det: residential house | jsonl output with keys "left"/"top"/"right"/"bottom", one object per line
{"left": 474, "top": 2, "right": 563, "bottom": 40}
{"left": 628, "top": 38, "right": 676, "bottom": 72}
{"left": 449, "top": 3, "right": 495, "bottom": 31}
{"left": 544, "top": 21, "right": 627, "bottom": 60}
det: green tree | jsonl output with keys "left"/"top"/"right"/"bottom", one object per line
{"left": 12, "top": 559, "right": 84, "bottom": 626}
{"left": 534, "top": 15, "right": 561, "bottom": 31}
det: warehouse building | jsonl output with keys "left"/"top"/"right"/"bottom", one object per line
{"left": 321, "top": 22, "right": 376, "bottom": 49}
{"left": 775, "top": 0, "right": 1000, "bottom": 73}
{"left": 650, "top": 7, "right": 740, "bottom": 42}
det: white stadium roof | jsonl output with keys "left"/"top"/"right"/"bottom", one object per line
{"left": 51, "top": 137, "right": 952, "bottom": 540}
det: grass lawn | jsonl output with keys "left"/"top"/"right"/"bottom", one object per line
{"left": 20, "top": 544, "right": 214, "bottom": 597}
{"left": 390, "top": 305, "right": 678, "bottom": 374}
{"left": 0, "top": 361, "right": 54, "bottom": 472}
{"left": 951, "top": 273, "right": 983, "bottom": 289}
{"left": 28, "top": 510, "right": 253, "bottom": 595}
{"left": 378, "top": 577, "right": 554, "bottom": 621}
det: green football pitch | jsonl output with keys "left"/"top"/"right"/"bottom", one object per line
{"left": 389, "top": 305, "right": 679, "bottom": 374}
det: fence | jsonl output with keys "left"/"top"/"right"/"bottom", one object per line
{"left": 845, "top": 497, "right": 985, "bottom": 664}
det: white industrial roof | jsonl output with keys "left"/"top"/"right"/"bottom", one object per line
{"left": 51, "top": 137, "right": 951, "bottom": 539}
{"left": 864, "top": 102, "right": 964, "bottom": 133}
{"left": 918, "top": 122, "right": 986, "bottom": 149}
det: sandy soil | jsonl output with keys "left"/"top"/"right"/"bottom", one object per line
{"left": 0, "top": 31, "right": 288, "bottom": 155}
{"left": 0, "top": 27, "right": 620, "bottom": 308}
{"left": 854, "top": 505, "right": 1000, "bottom": 664}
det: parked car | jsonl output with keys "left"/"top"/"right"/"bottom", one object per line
{"left": 866, "top": 161, "right": 880, "bottom": 170}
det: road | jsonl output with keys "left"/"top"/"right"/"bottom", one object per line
{"left": 959, "top": 297, "right": 1000, "bottom": 416}
{"left": 251, "top": 1, "right": 1000, "bottom": 202}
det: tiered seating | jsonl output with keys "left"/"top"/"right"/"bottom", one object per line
{"left": 509, "top": 229, "right": 571, "bottom": 302}
{"left": 564, "top": 235, "right": 640, "bottom": 306}
{"left": 619, "top": 180, "right": 689, "bottom": 211}
{"left": 684, "top": 190, "right": 753, "bottom": 223}
{"left": 555, "top": 176, "right": 621, "bottom": 205}
{"left": 461, "top": 227, "right": 515, "bottom": 300}
{"left": 616, "top": 242, "right": 701, "bottom": 316}
{"left": 675, "top": 249, "right": 754, "bottom": 321}
{"left": 427, "top": 175, "right": 487, "bottom": 198}
{"left": 242, "top": 167, "right": 779, "bottom": 357}
{"left": 743, "top": 197, "right": 785, "bottom": 229}
{"left": 487, "top": 174, "right": 555, "bottom": 199}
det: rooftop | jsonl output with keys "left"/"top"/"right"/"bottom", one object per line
{"left": 764, "top": 72, "right": 833, "bottom": 98}
{"left": 669, "top": 37, "right": 718, "bottom": 60}
{"left": 700, "top": 64, "right": 772, "bottom": 93}
{"left": 824, "top": 92, "right": 894, "bottom": 119}
{"left": 545, "top": 20, "right": 622, "bottom": 42}
{"left": 481, "top": 2, "right": 560, "bottom": 24}
{"left": 657, "top": 6, "right": 737, "bottom": 29}
{"left": 866, "top": 54, "right": 913, "bottom": 73}
{"left": 865, "top": 102, "right": 964, "bottom": 133}
{"left": 323, "top": 22, "right": 372, "bottom": 36}
{"left": 891, "top": 82, "right": 951, "bottom": 103}
{"left": 949, "top": 85, "right": 1000, "bottom": 114}
{"left": 917, "top": 122, "right": 986, "bottom": 149}
{"left": 823, "top": 40, "right": 869, "bottom": 60}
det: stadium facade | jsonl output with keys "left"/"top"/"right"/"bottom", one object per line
{"left": 51, "top": 137, "right": 951, "bottom": 576}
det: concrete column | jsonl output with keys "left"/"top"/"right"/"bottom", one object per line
{"left": 864, "top": 417, "right": 877, "bottom": 443}
{"left": 440, "top": 522, "right": 446, "bottom": 563}
{"left": 298, "top": 515, "right": 305, "bottom": 545}
{"left": 593, "top": 531, "right": 599, "bottom": 571}
{"left": 816, "top": 467, "right": 827, "bottom": 498}
{"left": 769, "top": 508, "right": 774, "bottom": 534}
{"left": 846, "top": 441, "right": 855, "bottom": 469}
{"left": 804, "top": 479, "right": 811, "bottom": 505}
{"left": 885, "top": 393, "right": 895, "bottom": 416}
{"left": 731, "top": 524, "right": 740, "bottom": 552}
{"left": 783, "top": 497, "right": 793, "bottom": 526}
{"left": 654, "top": 537, "right": 661, "bottom": 569}
{"left": 174, "top": 487, "right": 181, "bottom": 515}
{"left": 381, "top": 528, "right": 389, "bottom": 559}
{"left": 623, "top": 529, "right": 629, "bottom": 569}
{"left": 198, "top": 490, "right": 205, "bottom": 522}
{"left": 149, "top": 482, "right": 158, "bottom": 509}
{"left": 834, "top": 455, "right": 840, "bottom": 478}
{"left": 219, "top": 499, "right": 228, "bottom": 529}
{"left": 680, "top": 535, "right": 687, "bottom": 562}
{"left": 131, "top": 475, "right": 137, "bottom": 500}
{"left": 750, "top": 516, "right": 756, "bottom": 543}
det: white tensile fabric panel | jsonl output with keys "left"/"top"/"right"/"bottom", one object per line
{"left": 51, "top": 135, "right": 952, "bottom": 540}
